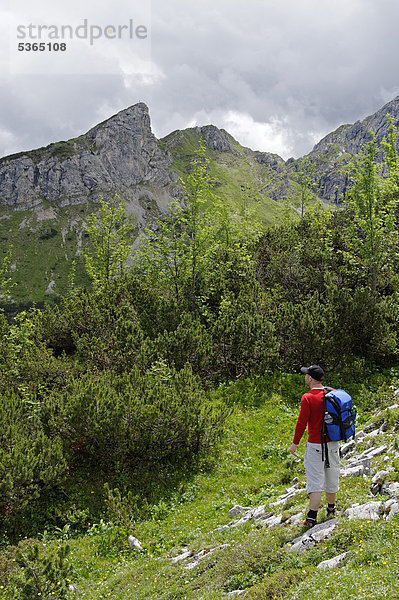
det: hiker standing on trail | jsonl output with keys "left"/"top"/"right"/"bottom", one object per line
{"left": 289, "top": 365, "right": 340, "bottom": 528}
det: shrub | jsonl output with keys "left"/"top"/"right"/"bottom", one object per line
{"left": 0, "top": 390, "right": 67, "bottom": 514}
{"left": 12, "top": 541, "right": 73, "bottom": 600}
{"left": 45, "top": 364, "right": 230, "bottom": 473}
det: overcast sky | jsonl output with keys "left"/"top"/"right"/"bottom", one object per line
{"left": 2, "top": 0, "right": 399, "bottom": 160}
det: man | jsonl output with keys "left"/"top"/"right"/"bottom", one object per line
{"left": 289, "top": 365, "right": 340, "bottom": 528}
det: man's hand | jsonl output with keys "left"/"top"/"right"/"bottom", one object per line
{"left": 289, "top": 443, "right": 299, "bottom": 458}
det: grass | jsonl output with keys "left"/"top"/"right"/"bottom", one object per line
{"left": 0, "top": 135, "right": 95, "bottom": 165}
{"left": 0, "top": 203, "right": 92, "bottom": 308}
{"left": 161, "top": 127, "right": 294, "bottom": 228}
{"left": 2, "top": 373, "right": 399, "bottom": 599}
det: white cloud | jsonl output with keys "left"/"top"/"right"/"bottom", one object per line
{"left": 221, "top": 111, "right": 293, "bottom": 159}
{"left": 0, "top": 128, "right": 19, "bottom": 157}
{"left": 187, "top": 109, "right": 294, "bottom": 159}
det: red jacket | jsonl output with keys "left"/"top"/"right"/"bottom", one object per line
{"left": 293, "top": 387, "right": 330, "bottom": 445}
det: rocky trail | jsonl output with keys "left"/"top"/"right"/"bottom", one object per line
{"left": 166, "top": 396, "right": 399, "bottom": 597}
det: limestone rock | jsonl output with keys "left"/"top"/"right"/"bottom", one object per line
{"left": 347, "top": 445, "right": 387, "bottom": 468}
{"left": 286, "top": 511, "right": 305, "bottom": 525}
{"left": 128, "top": 535, "right": 143, "bottom": 551}
{"left": 381, "top": 482, "right": 399, "bottom": 497}
{"left": 286, "top": 519, "right": 338, "bottom": 553}
{"left": 259, "top": 513, "right": 282, "bottom": 528}
{"left": 228, "top": 505, "right": 251, "bottom": 519}
{"left": 363, "top": 422, "right": 379, "bottom": 433}
{"left": 343, "top": 501, "right": 382, "bottom": 521}
{"left": 302, "top": 95, "right": 399, "bottom": 203}
{"left": 231, "top": 504, "right": 269, "bottom": 527}
{"left": 0, "top": 103, "right": 177, "bottom": 222}
{"left": 184, "top": 544, "right": 230, "bottom": 570}
{"left": 256, "top": 152, "right": 286, "bottom": 173}
{"left": 172, "top": 549, "right": 191, "bottom": 563}
{"left": 364, "top": 429, "right": 380, "bottom": 439}
{"left": 371, "top": 468, "right": 394, "bottom": 486}
{"left": 317, "top": 552, "right": 347, "bottom": 570}
{"left": 196, "top": 125, "right": 233, "bottom": 153}
{"left": 384, "top": 499, "right": 399, "bottom": 520}
{"left": 270, "top": 484, "right": 306, "bottom": 507}
{"left": 340, "top": 440, "right": 356, "bottom": 457}
{"left": 341, "top": 464, "right": 368, "bottom": 478}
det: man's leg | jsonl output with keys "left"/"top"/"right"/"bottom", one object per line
{"left": 303, "top": 444, "right": 324, "bottom": 526}
{"left": 309, "top": 491, "right": 322, "bottom": 511}
{"left": 326, "top": 492, "right": 336, "bottom": 505}
{"left": 325, "top": 442, "right": 340, "bottom": 516}
{"left": 326, "top": 492, "right": 336, "bottom": 516}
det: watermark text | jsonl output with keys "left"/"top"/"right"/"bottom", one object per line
{"left": 16, "top": 19, "right": 148, "bottom": 45}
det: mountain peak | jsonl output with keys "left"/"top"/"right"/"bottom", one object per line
{"left": 194, "top": 125, "right": 234, "bottom": 153}
{"left": 0, "top": 100, "right": 175, "bottom": 212}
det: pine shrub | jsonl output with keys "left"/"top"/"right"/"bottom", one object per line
{"left": 0, "top": 391, "right": 67, "bottom": 513}
{"left": 45, "top": 364, "right": 229, "bottom": 473}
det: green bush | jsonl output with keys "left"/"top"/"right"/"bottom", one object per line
{"left": 38, "top": 275, "right": 176, "bottom": 369}
{"left": 12, "top": 540, "right": 73, "bottom": 600}
{"left": 154, "top": 312, "right": 213, "bottom": 376}
{"left": 45, "top": 364, "right": 229, "bottom": 473}
{"left": 0, "top": 391, "right": 67, "bottom": 514}
{"left": 211, "top": 286, "right": 278, "bottom": 379}
{"left": 255, "top": 209, "right": 399, "bottom": 372}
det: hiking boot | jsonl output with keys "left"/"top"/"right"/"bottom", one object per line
{"left": 299, "top": 517, "right": 317, "bottom": 528}
{"left": 327, "top": 505, "right": 336, "bottom": 518}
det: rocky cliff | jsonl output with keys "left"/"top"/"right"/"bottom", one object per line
{"left": 303, "top": 95, "right": 399, "bottom": 202}
{"left": 0, "top": 103, "right": 177, "bottom": 223}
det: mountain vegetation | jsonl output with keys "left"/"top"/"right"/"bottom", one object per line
{"left": 1, "top": 107, "right": 399, "bottom": 599}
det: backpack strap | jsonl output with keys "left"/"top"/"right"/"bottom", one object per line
{"left": 321, "top": 388, "right": 330, "bottom": 468}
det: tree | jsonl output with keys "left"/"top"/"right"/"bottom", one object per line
{"left": 14, "top": 542, "right": 73, "bottom": 600}
{"left": 83, "top": 194, "right": 136, "bottom": 288}
{"left": 134, "top": 140, "right": 262, "bottom": 312}
{"left": 287, "top": 156, "right": 319, "bottom": 221}
{"left": 345, "top": 125, "right": 399, "bottom": 294}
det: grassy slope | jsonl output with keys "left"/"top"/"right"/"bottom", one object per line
{"left": 3, "top": 375, "right": 398, "bottom": 600}
{"left": 160, "top": 128, "right": 289, "bottom": 227}
{"left": 0, "top": 203, "right": 91, "bottom": 308}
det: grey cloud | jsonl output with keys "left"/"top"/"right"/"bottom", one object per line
{"left": 1, "top": 0, "right": 399, "bottom": 159}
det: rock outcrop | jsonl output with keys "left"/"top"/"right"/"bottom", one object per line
{"left": 302, "top": 95, "right": 399, "bottom": 203}
{"left": 0, "top": 103, "right": 177, "bottom": 223}
{"left": 196, "top": 125, "right": 234, "bottom": 153}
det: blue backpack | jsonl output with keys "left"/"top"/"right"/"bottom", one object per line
{"left": 321, "top": 387, "right": 356, "bottom": 467}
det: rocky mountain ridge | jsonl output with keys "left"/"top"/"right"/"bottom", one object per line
{"left": 1, "top": 96, "right": 399, "bottom": 306}
{"left": 1, "top": 95, "right": 399, "bottom": 214}
{"left": 303, "top": 95, "right": 399, "bottom": 202}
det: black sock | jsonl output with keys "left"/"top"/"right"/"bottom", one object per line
{"left": 327, "top": 503, "right": 335, "bottom": 510}
{"left": 307, "top": 509, "right": 318, "bottom": 520}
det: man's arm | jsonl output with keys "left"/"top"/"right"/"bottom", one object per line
{"left": 289, "top": 395, "right": 310, "bottom": 454}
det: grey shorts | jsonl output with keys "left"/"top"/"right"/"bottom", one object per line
{"left": 304, "top": 442, "right": 340, "bottom": 493}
